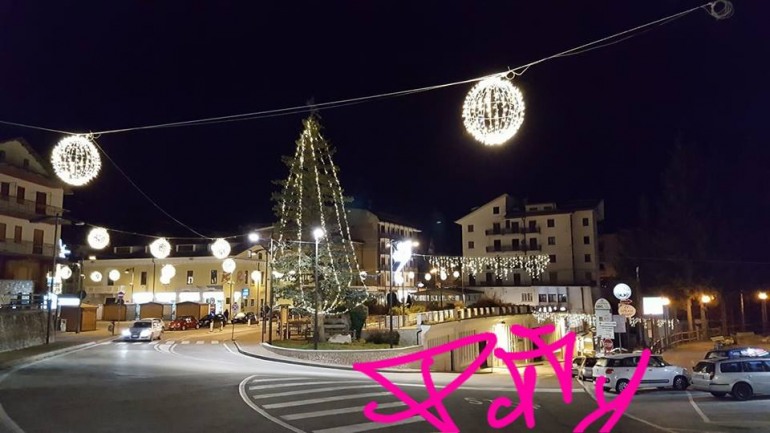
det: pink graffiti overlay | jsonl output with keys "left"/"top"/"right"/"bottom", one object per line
{"left": 353, "top": 326, "right": 651, "bottom": 433}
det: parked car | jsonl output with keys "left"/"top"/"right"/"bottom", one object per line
{"left": 593, "top": 354, "right": 690, "bottom": 393}
{"left": 231, "top": 312, "right": 257, "bottom": 324}
{"left": 572, "top": 356, "right": 586, "bottom": 378}
{"left": 121, "top": 319, "right": 163, "bottom": 341}
{"left": 703, "top": 346, "right": 769, "bottom": 360}
{"left": 198, "top": 313, "right": 226, "bottom": 328}
{"left": 167, "top": 316, "right": 198, "bottom": 330}
{"left": 578, "top": 357, "right": 599, "bottom": 382}
{"left": 691, "top": 357, "right": 770, "bottom": 400}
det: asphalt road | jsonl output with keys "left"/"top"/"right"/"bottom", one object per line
{"left": 0, "top": 329, "right": 768, "bottom": 433}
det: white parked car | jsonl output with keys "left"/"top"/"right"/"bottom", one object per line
{"left": 691, "top": 357, "right": 770, "bottom": 400}
{"left": 122, "top": 319, "right": 163, "bottom": 341}
{"left": 592, "top": 354, "right": 690, "bottom": 393}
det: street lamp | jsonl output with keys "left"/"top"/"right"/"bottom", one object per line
{"left": 759, "top": 292, "right": 767, "bottom": 334}
{"left": 388, "top": 239, "right": 414, "bottom": 348}
{"left": 313, "top": 227, "right": 325, "bottom": 350}
{"left": 700, "top": 294, "right": 712, "bottom": 338}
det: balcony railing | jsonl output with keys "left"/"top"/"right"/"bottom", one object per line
{"left": 0, "top": 240, "right": 55, "bottom": 257}
{"left": 486, "top": 226, "right": 541, "bottom": 235}
{"left": 0, "top": 195, "right": 63, "bottom": 219}
{"left": 486, "top": 244, "right": 541, "bottom": 253}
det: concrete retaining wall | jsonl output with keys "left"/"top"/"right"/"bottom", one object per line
{"left": 261, "top": 343, "right": 423, "bottom": 369}
{"left": 0, "top": 310, "right": 49, "bottom": 353}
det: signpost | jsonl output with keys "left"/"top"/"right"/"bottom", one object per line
{"left": 618, "top": 304, "right": 636, "bottom": 318}
{"left": 594, "top": 298, "right": 615, "bottom": 350}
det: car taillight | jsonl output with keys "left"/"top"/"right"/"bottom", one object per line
{"left": 605, "top": 368, "right": 614, "bottom": 374}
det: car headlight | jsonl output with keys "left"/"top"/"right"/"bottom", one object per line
{"left": 121, "top": 329, "right": 130, "bottom": 336}
{"left": 140, "top": 330, "right": 151, "bottom": 337}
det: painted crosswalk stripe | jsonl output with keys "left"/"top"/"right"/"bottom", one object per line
{"left": 181, "top": 341, "right": 190, "bottom": 344}
{"left": 196, "top": 341, "right": 205, "bottom": 345}
{"left": 254, "top": 385, "right": 380, "bottom": 400}
{"left": 250, "top": 377, "right": 310, "bottom": 385}
{"left": 211, "top": 340, "right": 220, "bottom": 344}
{"left": 263, "top": 392, "right": 391, "bottom": 409}
{"left": 282, "top": 401, "right": 405, "bottom": 421}
{"left": 312, "top": 416, "right": 423, "bottom": 433}
{"left": 165, "top": 340, "right": 175, "bottom": 344}
{"left": 249, "top": 380, "right": 365, "bottom": 391}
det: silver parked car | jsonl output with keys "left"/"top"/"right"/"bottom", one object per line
{"left": 691, "top": 357, "right": 770, "bottom": 400}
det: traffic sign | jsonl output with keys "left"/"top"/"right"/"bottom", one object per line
{"left": 117, "top": 291, "right": 125, "bottom": 299}
{"left": 618, "top": 304, "right": 636, "bottom": 318}
{"left": 602, "top": 338, "right": 614, "bottom": 351}
{"left": 232, "top": 303, "right": 239, "bottom": 313}
{"left": 241, "top": 288, "right": 249, "bottom": 297}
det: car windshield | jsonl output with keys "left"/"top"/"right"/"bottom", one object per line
{"left": 594, "top": 358, "right": 608, "bottom": 367}
{"left": 132, "top": 322, "right": 151, "bottom": 328}
{"left": 584, "top": 358, "right": 598, "bottom": 367}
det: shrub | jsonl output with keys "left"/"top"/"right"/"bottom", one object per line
{"left": 364, "top": 329, "right": 400, "bottom": 345}
{"left": 364, "top": 298, "right": 389, "bottom": 315}
{"left": 348, "top": 305, "right": 368, "bottom": 340}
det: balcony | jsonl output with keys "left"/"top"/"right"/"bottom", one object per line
{"left": 0, "top": 195, "right": 63, "bottom": 219}
{"left": 486, "top": 244, "right": 542, "bottom": 253}
{"left": 0, "top": 240, "right": 55, "bottom": 257}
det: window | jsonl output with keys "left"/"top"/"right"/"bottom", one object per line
{"left": 0, "top": 223, "right": 5, "bottom": 241}
{"left": 521, "top": 293, "right": 533, "bottom": 302}
{"left": 529, "top": 238, "right": 537, "bottom": 249}
{"left": 468, "top": 241, "right": 475, "bottom": 249}
{"left": 32, "top": 229, "right": 43, "bottom": 254}
{"left": 513, "top": 273, "right": 521, "bottom": 285}
{"left": 512, "top": 239, "right": 520, "bottom": 249}
{"left": 210, "top": 270, "right": 218, "bottom": 284}
{"left": 549, "top": 254, "right": 556, "bottom": 263}
{"left": 505, "top": 220, "right": 510, "bottom": 229}
{"left": 485, "top": 273, "right": 493, "bottom": 284}
{"left": 558, "top": 293, "right": 567, "bottom": 303}
{"left": 114, "top": 246, "right": 132, "bottom": 254}
{"left": 742, "top": 361, "right": 768, "bottom": 373}
{"left": 493, "top": 206, "right": 500, "bottom": 214}
{"left": 495, "top": 276, "right": 502, "bottom": 286}
{"left": 585, "top": 254, "right": 592, "bottom": 263}
{"left": 549, "top": 272, "right": 558, "bottom": 284}
{"left": 468, "top": 224, "right": 474, "bottom": 233}
{"left": 548, "top": 294, "right": 557, "bottom": 303}
{"left": 107, "top": 276, "right": 114, "bottom": 286}
{"left": 493, "top": 239, "right": 501, "bottom": 251}
{"left": 720, "top": 362, "right": 741, "bottom": 373}
{"left": 548, "top": 236, "right": 556, "bottom": 245}
{"left": 584, "top": 236, "right": 590, "bottom": 245}
{"left": 140, "top": 272, "right": 148, "bottom": 285}
{"left": 492, "top": 222, "right": 500, "bottom": 234}
{"left": 468, "top": 274, "right": 476, "bottom": 286}
{"left": 547, "top": 219, "right": 554, "bottom": 228}
{"left": 599, "top": 263, "right": 606, "bottom": 271}
{"left": 582, "top": 217, "right": 589, "bottom": 227}
{"left": 538, "top": 294, "right": 548, "bottom": 303}
{"left": 585, "top": 272, "right": 593, "bottom": 282}
{"left": 14, "top": 226, "right": 21, "bottom": 243}
{"left": 16, "top": 186, "right": 24, "bottom": 204}
{"left": 512, "top": 222, "right": 520, "bottom": 232}
{"left": 0, "top": 182, "right": 8, "bottom": 199}
{"left": 528, "top": 220, "right": 536, "bottom": 231}
{"left": 187, "top": 270, "right": 194, "bottom": 285}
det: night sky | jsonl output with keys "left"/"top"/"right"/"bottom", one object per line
{"left": 0, "top": 1, "right": 767, "bottom": 254}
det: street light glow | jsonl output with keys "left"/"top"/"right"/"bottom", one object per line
{"left": 759, "top": 292, "right": 768, "bottom": 301}
{"left": 701, "top": 294, "right": 712, "bottom": 304}
{"left": 313, "top": 228, "right": 325, "bottom": 241}
{"left": 248, "top": 232, "right": 260, "bottom": 242}
{"left": 661, "top": 297, "right": 671, "bottom": 306}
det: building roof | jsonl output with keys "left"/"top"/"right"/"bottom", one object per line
{"left": 0, "top": 137, "right": 73, "bottom": 192}
{"left": 455, "top": 194, "right": 604, "bottom": 224}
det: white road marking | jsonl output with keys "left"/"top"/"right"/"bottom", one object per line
{"left": 312, "top": 416, "right": 423, "bottom": 433}
{"left": 282, "top": 401, "right": 405, "bottom": 421}
{"left": 211, "top": 340, "right": 220, "bottom": 344}
{"left": 687, "top": 391, "right": 711, "bottom": 423}
{"left": 249, "top": 380, "right": 365, "bottom": 391}
{"left": 0, "top": 404, "right": 25, "bottom": 433}
{"left": 223, "top": 342, "right": 237, "bottom": 354}
{"left": 239, "top": 376, "right": 306, "bottom": 433}
{"left": 251, "top": 377, "right": 315, "bottom": 384}
{"left": 263, "top": 392, "right": 391, "bottom": 409}
{"left": 196, "top": 341, "right": 205, "bottom": 345}
{"left": 394, "top": 382, "right": 581, "bottom": 393}
{"left": 254, "top": 385, "right": 380, "bottom": 400}
{"left": 165, "top": 340, "right": 175, "bottom": 344}
{"left": 181, "top": 341, "right": 190, "bottom": 344}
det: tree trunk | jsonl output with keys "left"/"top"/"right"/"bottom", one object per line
{"left": 686, "top": 298, "right": 694, "bottom": 332}
{"left": 700, "top": 303, "right": 708, "bottom": 338}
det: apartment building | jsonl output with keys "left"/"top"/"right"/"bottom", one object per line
{"left": 455, "top": 194, "right": 603, "bottom": 313}
{"left": 0, "top": 138, "right": 69, "bottom": 294}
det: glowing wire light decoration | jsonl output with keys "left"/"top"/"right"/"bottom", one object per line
{"left": 222, "top": 258, "right": 236, "bottom": 273}
{"left": 160, "top": 264, "right": 176, "bottom": 279}
{"left": 90, "top": 271, "right": 103, "bottom": 283}
{"left": 159, "top": 274, "right": 171, "bottom": 285}
{"left": 462, "top": 75, "right": 525, "bottom": 146}
{"left": 58, "top": 265, "right": 72, "bottom": 280}
{"left": 149, "top": 238, "right": 171, "bottom": 259}
{"left": 211, "top": 238, "right": 231, "bottom": 260}
{"left": 87, "top": 227, "right": 110, "bottom": 250}
{"left": 108, "top": 269, "right": 121, "bottom": 282}
{"left": 50, "top": 135, "right": 102, "bottom": 186}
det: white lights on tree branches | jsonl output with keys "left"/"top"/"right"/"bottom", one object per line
{"left": 161, "top": 264, "right": 176, "bottom": 279}
{"left": 87, "top": 227, "right": 110, "bottom": 250}
{"left": 50, "top": 135, "right": 102, "bottom": 186}
{"left": 90, "top": 271, "right": 103, "bottom": 283}
{"left": 108, "top": 269, "right": 121, "bottom": 282}
{"left": 462, "top": 75, "right": 525, "bottom": 146}
{"left": 222, "top": 258, "right": 236, "bottom": 273}
{"left": 149, "top": 238, "right": 172, "bottom": 259}
{"left": 211, "top": 238, "right": 231, "bottom": 259}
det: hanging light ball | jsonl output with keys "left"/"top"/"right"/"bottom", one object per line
{"left": 58, "top": 265, "right": 73, "bottom": 280}
{"left": 161, "top": 264, "right": 176, "bottom": 279}
{"left": 462, "top": 75, "right": 525, "bottom": 146}
{"left": 251, "top": 270, "right": 261, "bottom": 283}
{"left": 50, "top": 135, "right": 102, "bottom": 186}
{"left": 108, "top": 269, "right": 121, "bottom": 282}
{"left": 211, "top": 238, "right": 231, "bottom": 260}
{"left": 222, "top": 258, "right": 236, "bottom": 273}
{"left": 149, "top": 238, "right": 171, "bottom": 259}
{"left": 87, "top": 227, "right": 110, "bottom": 250}
{"left": 159, "top": 274, "right": 171, "bottom": 285}
{"left": 90, "top": 271, "right": 103, "bottom": 283}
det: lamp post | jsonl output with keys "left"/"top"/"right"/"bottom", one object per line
{"left": 700, "top": 294, "right": 712, "bottom": 338}
{"left": 661, "top": 297, "right": 671, "bottom": 350}
{"left": 388, "top": 239, "right": 414, "bottom": 348}
{"left": 759, "top": 292, "right": 767, "bottom": 334}
{"left": 312, "top": 228, "right": 325, "bottom": 350}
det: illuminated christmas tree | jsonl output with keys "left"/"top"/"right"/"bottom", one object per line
{"left": 271, "top": 114, "right": 365, "bottom": 313}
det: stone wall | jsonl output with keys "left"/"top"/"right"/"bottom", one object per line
{"left": 261, "top": 343, "right": 423, "bottom": 369}
{"left": 0, "top": 310, "right": 49, "bottom": 353}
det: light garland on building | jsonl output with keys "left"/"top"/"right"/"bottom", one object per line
{"left": 50, "top": 135, "right": 102, "bottom": 186}
{"left": 87, "top": 227, "right": 110, "bottom": 250}
{"left": 211, "top": 238, "right": 231, "bottom": 260}
{"left": 149, "top": 238, "right": 171, "bottom": 259}
{"left": 532, "top": 310, "right": 594, "bottom": 329}
{"left": 426, "top": 254, "right": 550, "bottom": 280}
{"left": 462, "top": 75, "right": 525, "bottom": 146}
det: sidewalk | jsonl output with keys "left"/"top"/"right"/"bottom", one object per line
{"left": 0, "top": 321, "right": 118, "bottom": 370}
{"left": 661, "top": 333, "right": 770, "bottom": 368}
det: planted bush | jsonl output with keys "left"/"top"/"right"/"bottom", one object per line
{"left": 364, "top": 329, "right": 400, "bottom": 345}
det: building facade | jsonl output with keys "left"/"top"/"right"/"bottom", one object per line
{"left": 0, "top": 138, "right": 68, "bottom": 294}
{"left": 455, "top": 194, "right": 604, "bottom": 313}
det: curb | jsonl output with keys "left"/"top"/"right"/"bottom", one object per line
{"left": 0, "top": 336, "right": 115, "bottom": 371}
{"left": 232, "top": 341, "right": 422, "bottom": 373}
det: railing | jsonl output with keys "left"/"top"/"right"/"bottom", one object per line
{"left": 0, "top": 195, "right": 63, "bottom": 218}
{"left": 652, "top": 330, "right": 700, "bottom": 353}
{"left": 366, "top": 305, "right": 535, "bottom": 329}
{"left": 0, "top": 240, "right": 55, "bottom": 256}
{"left": 485, "top": 245, "right": 541, "bottom": 253}
{"left": 486, "top": 227, "right": 542, "bottom": 235}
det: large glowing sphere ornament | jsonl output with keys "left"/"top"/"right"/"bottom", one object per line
{"left": 613, "top": 283, "right": 633, "bottom": 301}
{"left": 222, "top": 258, "right": 236, "bottom": 273}
{"left": 159, "top": 274, "right": 171, "bottom": 285}
{"left": 108, "top": 269, "right": 121, "bottom": 282}
{"left": 149, "top": 238, "right": 171, "bottom": 259}
{"left": 50, "top": 135, "right": 102, "bottom": 186}
{"left": 462, "top": 75, "right": 525, "bottom": 146}
{"left": 90, "top": 271, "right": 103, "bottom": 283}
{"left": 211, "top": 238, "right": 231, "bottom": 260}
{"left": 87, "top": 227, "right": 110, "bottom": 250}
{"left": 161, "top": 264, "right": 176, "bottom": 279}
{"left": 58, "top": 265, "right": 73, "bottom": 280}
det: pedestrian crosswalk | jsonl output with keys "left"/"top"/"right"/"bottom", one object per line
{"left": 101, "top": 339, "right": 225, "bottom": 345}
{"left": 239, "top": 375, "right": 433, "bottom": 433}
